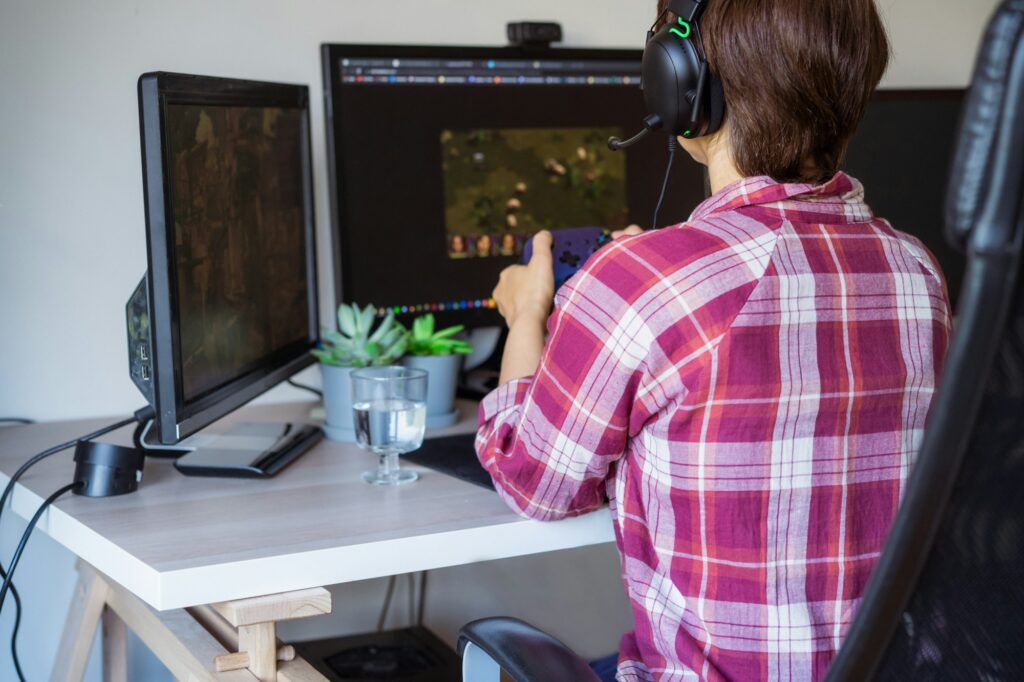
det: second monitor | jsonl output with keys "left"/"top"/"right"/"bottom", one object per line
{"left": 321, "top": 44, "right": 707, "bottom": 328}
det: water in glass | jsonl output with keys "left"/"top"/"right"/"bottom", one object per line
{"left": 353, "top": 399, "right": 426, "bottom": 454}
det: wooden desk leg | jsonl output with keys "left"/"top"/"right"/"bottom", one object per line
{"left": 209, "top": 588, "right": 333, "bottom": 682}
{"left": 102, "top": 607, "right": 128, "bottom": 682}
{"left": 50, "top": 562, "right": 109, "bottom": 682}
{"left": 52, "top": 560, "right": 330, "bottom": 682}
{"left": 238, "top": 622, "right": 277, "bottom": 681}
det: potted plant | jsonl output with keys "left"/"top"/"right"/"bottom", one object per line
{"left": 312, "top": 303, "right": 407, "bottom": 441}
{"left": 402, "top": 314, "right": 473, "bottom": 428}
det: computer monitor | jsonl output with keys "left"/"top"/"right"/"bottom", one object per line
{"left": 320, "top": 44, "right": 707, "bottom": 328}
{"left": 127, "top": 72, "right": 319, "bottom": 449}
{"left": 844, "top": 89, "right": 967, "bottom": 305}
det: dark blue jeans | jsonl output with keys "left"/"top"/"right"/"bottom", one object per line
{"left": 589, "top": 653, "right": 619, "bottom": 682}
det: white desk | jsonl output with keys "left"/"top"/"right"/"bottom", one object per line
{"left": 0, "top": 400, "right": 614, "bottom": 680}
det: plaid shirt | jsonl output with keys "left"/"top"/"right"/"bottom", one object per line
{"left": 476, "top": 173, "right": 952, "bottom": 681}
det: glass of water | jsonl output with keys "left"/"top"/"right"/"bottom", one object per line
{"left": 350, "top": 366, "right": 428, "bottom": 486}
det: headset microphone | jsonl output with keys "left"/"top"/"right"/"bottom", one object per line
{"left": 607, "top": 114, "right": 663, "bottom": 151}
{"left": 609, "top": 0, "right": 723, "bottom": 152}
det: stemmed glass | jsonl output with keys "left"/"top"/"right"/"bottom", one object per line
{"left": 350, "top": 367, "right": 428, "bottom": 486}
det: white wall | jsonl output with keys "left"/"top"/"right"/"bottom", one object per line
{"left": 0, "top": 0, "right": 1001, "bottom": 680}
{"left": 0, "top": 0, "right": 999, "bottom": 423}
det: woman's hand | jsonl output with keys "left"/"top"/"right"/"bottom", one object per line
{"left": 611, "top": 224, "right": 644, "bottom": 240}
{"left": 493, "top": 231, "right": 555, "bottom": 329}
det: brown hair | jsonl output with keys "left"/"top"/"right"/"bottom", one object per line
{"left": 658, "top": 0, "right": 890, "bottom": 183}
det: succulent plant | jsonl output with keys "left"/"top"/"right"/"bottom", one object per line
{"left": 406, "top": 314, "right": 474, "bottom": 357}
{"left": 312, "top": 303, "right": 407, "bottom": 368}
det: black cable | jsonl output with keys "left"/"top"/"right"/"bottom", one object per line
{"left": 0, "top": 414, "right": 138, "bottom": 532}
{"left": 0, "top": 410, "right": 145, "bottom": 682}
{"left": 651, "top": 136, "right": 678, "bottom": 230}
{"left": 287, "top": 378, "right": 322, "bottom": 398}
{"left": 417, "top": 571, "right": 428, "bottom": 626}
{"left": 0, "top": 419, "right": 33, "bottom": 426}
{"left": 8, "top": 580, "right": 23, "bottom": 682}
{"left": 0, "top": 482, "right": 80, "bottom": 615}
{"left": 407, "top": 573, "right": 415, "bottom": 626}
{"left": 377, "top": 575, "right": 397, "bottom": 631}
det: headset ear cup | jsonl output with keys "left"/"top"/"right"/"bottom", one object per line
{"left": 705, "top": 73, "right": 726, "bottom": 135}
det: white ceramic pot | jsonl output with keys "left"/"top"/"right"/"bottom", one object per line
{"left": 320, "top": 363, "right": 357, "bottom": 442}
{"left": 402, "top": 354, "right": 463, "bottom": 428}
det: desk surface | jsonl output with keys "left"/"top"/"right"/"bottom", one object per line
{"left": 0, "top": 401, "right": 613, "bottom": 610}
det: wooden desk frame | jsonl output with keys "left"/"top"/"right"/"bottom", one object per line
{"left": 53, "top": 561, "right": 330, "bottom": 682}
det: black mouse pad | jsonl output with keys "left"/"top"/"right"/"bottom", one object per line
{"left": 402, "top": 433, "right": 495, "bottom": 491}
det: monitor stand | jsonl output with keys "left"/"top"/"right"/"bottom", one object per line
{"left": 140, "top": 421, "right": 323, "bottom": 478}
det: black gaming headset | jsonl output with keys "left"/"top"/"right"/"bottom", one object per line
{"left": 609, "top": 0, "right": 725, "bottom": 150}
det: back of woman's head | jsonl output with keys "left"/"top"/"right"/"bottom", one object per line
{"left": 657, "top": 0, "right": 890, "bottom": 183}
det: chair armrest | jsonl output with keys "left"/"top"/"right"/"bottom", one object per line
{"left": 457, "top": 617, "right": 600, "bottom": 682}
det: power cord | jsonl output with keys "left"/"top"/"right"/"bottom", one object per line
{"left": 376, "top": 572, "right": 429, "bottom": 632}
{"left": 417, "top": 571, "right": 428, "bottom": 626}
{"left": 0, "top": 482, "right": 81, "bottom": 613}
{"left": 651, "top": 136, "right": 678, "bottom": 230}
{"left": 6, "top": 576, "right": 24, "bottom": 681}
{"left": 0, "top": 413, "right": 141, "bottom": 529}
{"left": 0, "top": 409, "right": 149, "bottom": 682}
{"left": 377, "top": 575, "right": 397, "bottom": 631}
{"left": 287, "top": 378, "right": 323, "bottom": 398}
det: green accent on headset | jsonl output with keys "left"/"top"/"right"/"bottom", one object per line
{"left": 684, "top": 129, "right": 693, "bottom": 137}
{"left": 669, "top": 18, "right": 692, "bottom": 40}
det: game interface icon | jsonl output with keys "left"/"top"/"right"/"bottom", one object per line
{"left": 522, "top": 226, "right": 613, "bottom": 290}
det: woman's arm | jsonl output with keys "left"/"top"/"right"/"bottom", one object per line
{"left": 499, "top": 315, "right": 546, "bottom": 384}
{"left": 476, "top": 231, "right": 648, "bottom": 521}
{"left": 494, "top": 228, "right": 642, "bottom": 384}
{"left": 491, "top": 231, "right": 554, "bottom": 384}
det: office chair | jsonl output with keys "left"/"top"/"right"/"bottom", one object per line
{"left": 459, "top": 2, "right": 1024, "bottom": 680}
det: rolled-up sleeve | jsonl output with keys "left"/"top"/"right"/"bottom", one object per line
{"left": 475, "top": 244, "right": 651, "bottom": 521}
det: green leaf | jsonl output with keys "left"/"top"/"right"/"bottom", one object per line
{"left": 324, "top": 330, "right": 347, "bottom": 346}
{"left": 411, "top": 315, "right": 426, "bottom": 341}
{"left": 379, "top": 326, "right": 405, "bottom": 351}
{"left": 431, "top": 324, "right": 464, "bottom": 340}
{"left": 337, "top": 304, "right": 357, "bottom": 337}
{"left": 357, "top": 305, "right": 375, "bottom": 337}
{"left": 367, "top": 311, "right": 394, "bottom": 343}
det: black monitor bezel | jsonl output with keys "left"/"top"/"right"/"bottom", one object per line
{"left": 320, "top": 43, "right": 644, "bottom": 327}
{"left": 138, "top": 71, "right": 319, "bottom": 444}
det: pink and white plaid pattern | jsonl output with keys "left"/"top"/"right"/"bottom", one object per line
{"left": 476, "top": 173, "right": 952, "bottom": 681}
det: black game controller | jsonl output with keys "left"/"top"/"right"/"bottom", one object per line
{"left": 522, "top": 226, "right": 613, "bottom": 290}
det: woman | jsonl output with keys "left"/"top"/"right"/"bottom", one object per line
{"left": 475, "top": 0, "right": 952, "bottom": 680}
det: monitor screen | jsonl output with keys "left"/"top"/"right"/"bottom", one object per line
{"left": 136, "top": 73, "right": 318, "bottom": 444}
{"left": 321, "top": 46, "right": 708, "bottom": 326}
{"left": 164, "top": 103, "right": 311, "bottom": 403}
{"left": 844, "top": 90, "right": 966, "bottom": 305}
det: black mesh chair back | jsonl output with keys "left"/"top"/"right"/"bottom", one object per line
{"left": 825, "top": 1, "right": 1024, "bottom": 680}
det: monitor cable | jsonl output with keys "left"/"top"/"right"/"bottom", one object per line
{"left": 651, "top": 136, "right": 678, "bottom": 230}
{"left": 0, "top": 408, "right": 151, "bottom": 682}
{"left": 0, "top": 482, "right": 82, "bottom": 613}
{"left": 377, "top": 575, "right": 398, "bottom": 632}
{"left": 416, "top": 570, "right": 428, "bottom": 626}
{"left": 287, "top": 378, "right": 323, "bottom": 399}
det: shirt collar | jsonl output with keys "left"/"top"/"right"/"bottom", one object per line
{"left": 688, "top": 171, "right": 873, "bottom": 224}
